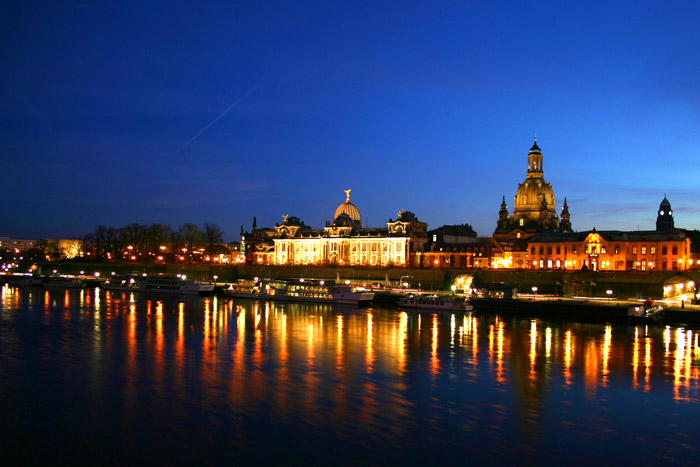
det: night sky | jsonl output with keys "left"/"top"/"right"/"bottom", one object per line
{"left": 2, "top": 1, "right": 700, "bottom": 241}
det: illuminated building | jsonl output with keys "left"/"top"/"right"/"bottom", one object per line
{"left": 494, "top": 137, "right": 571, "bottom": 240}
{"left": 417, "top": 225, "right": 503, "bottom": 268}
{"left": 244, "top": 190, "right": 428, "bottom": 267}
{"left": 528, "top": 196, "right": 700, "bottom": 271}
{"left": 493, "top": 138, "right": 572, "bottom": 267}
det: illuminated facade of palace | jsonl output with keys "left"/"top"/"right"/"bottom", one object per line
{"left": 244, "top": 190, "right": 428, "bottom": 267}
{"left": 527, "top": 196, "right": 700, "bottom": 271}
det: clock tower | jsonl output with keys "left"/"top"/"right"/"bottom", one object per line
{"left": 656, "top": 195, "right": 674, "bottom": 231}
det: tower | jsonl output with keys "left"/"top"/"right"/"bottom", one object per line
{"left": 498, "top": 196, "right": 509, "bottom": 229}
{"left": 656, "top": 195, "right": 674, "bottom": 231}
{"left": 560, "top": 198, "right": 572, "bottom": 232}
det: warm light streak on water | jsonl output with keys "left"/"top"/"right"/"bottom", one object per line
{"left": 3, "top": 287, "right": 700, "bottom": 463}
{"left": 564, "top": 329, "right": 573, "bottom": 385}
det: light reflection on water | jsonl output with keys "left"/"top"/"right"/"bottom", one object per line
{"left": 1, "top": 284, "right": 700, "bottom": 463}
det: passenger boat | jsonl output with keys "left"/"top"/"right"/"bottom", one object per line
{"left": 139, "top": 275, "right": 215, "bottom": 295}
{"left": 44, "top": 276, "right": 86, "bottom": 289}
{"left": 627, "top": 304, "right": 665, "bottom": 322}
{"left": 268, "top": 279, "right": 374, "bottom": 305}
{"left": 398, "top": 294, "right": 473, "bottom": 312}
{"left": 102, "top": 273, "right": 141, "bottom": 292}
{"left": 6, "top": 274, "right": 44, "bottom": 287}
{"left": 103, "top": 274, "right": 214, "bottom": 295}
{"left": 224, "top": 279, "right": 271, "bottom": 300}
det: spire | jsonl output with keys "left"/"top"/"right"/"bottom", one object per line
{"left": 344, "top": 188, "right": 351, "bottom": 203}
{"left": 499, "top": 196, "right": 509, "bottom": 219}
{"left": 560, "top": 197, "right": 572, "bottom": 232}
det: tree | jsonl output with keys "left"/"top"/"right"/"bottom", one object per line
{"left": 202, "top": 222, "right": 224, "bottom": 254}
{"left": 178, "top": 223, "right": 204, "bottom": 260}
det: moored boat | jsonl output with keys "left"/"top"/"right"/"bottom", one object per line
{"left": 139, "top": 275, "right": 214, "bottom": 295}
{"left": 268, "top": 279, "right": 374, "bottom": 305}
{"left": 102, "top": 273, "right": 141, "bottom": 292}
{"left": 103, "top": 273, "right": 214, "bottom": 295}
{"left": 627, "top": 304, "right": 665, "bottom": 323}
{"left": 6, "top": 273, "right": 44, "bottom": 287}
{"left": 224, "top": 279, "right": 271, "bottom": 300}
{"left": 44, "top": 276, "right": 86, "bottom": 289}
{"left": 398, "top": 294, "right": 473, "bottom": 312}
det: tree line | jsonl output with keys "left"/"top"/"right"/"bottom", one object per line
{"left": 79, "top": 222, "right": 227, "bottom": 261}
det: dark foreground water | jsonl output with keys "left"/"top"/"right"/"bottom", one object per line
{"left": 1, "top": 285, "right": 700, "bottom": 465}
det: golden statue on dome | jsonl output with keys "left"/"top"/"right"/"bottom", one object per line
{"left": 344, "top": 189, "right": 351, "bottom": 202}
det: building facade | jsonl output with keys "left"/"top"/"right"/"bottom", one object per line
{"left": 527, "top": 197, "right": 700, "bottom": 271}
{"left": 244, "top": 191, "right": 428, "bottom": 267}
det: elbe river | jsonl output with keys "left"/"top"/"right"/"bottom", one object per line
{"left": 1, "top": 285, "right": 699, "bottom": 465}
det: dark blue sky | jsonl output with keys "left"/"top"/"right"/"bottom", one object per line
{"left": 2, "top": 1, "right": 700, "bottom": 241}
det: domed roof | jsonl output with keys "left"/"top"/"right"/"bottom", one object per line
{"left": 514, "top": 179, "right": 556, "bottom": 210}
{"left": 659, "top": 195, "right": 672, "bottom": 211}
{"left": 333, "top": 213, "right": 355, "bottom": 227}
{"left": 334, "top": 189, "right": 362, "bottom": 226}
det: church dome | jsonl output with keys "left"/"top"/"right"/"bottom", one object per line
{"left": 659, "top": 195, "right": 672, "bottom": 213}
{"left": 512, "top": 137, "right": 558, "bottom": 225}
{"left": 514, "top": 179, "right": 556, "bottom": 213}
{"left": 334, "top": 189, "right": 362, "bottom": 226}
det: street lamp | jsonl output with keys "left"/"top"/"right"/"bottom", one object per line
{"left": 606, "top": 289, "right": 613, "bottom": 301}
{"left": 681, "top": 294, "right": 687, "bottom": 309}
{"left": 532, "top": 286, "right": 538, "bottom": 299}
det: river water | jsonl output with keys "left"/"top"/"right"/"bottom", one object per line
{"left": 1, "top": 285, "right": 699, "bottom": 465}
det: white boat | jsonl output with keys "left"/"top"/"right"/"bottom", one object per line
{"left": 268, "top": 280, "right": 374, "bottom": 305}
{"left": 399, "top": 294, "right": 473, "bottom": 312}
{"left": 103, "top": 274, "right": 214, "bottom": 295}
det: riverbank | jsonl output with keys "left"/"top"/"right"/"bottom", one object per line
{"left": 37, "top": 261, "right": 700, "bottom": 299}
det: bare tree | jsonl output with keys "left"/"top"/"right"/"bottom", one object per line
{"left": 203, "top": 222, "right": 224, "bottom": 254}
{"left": 178, "top": 223, "right": 204, "bottom": 260}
